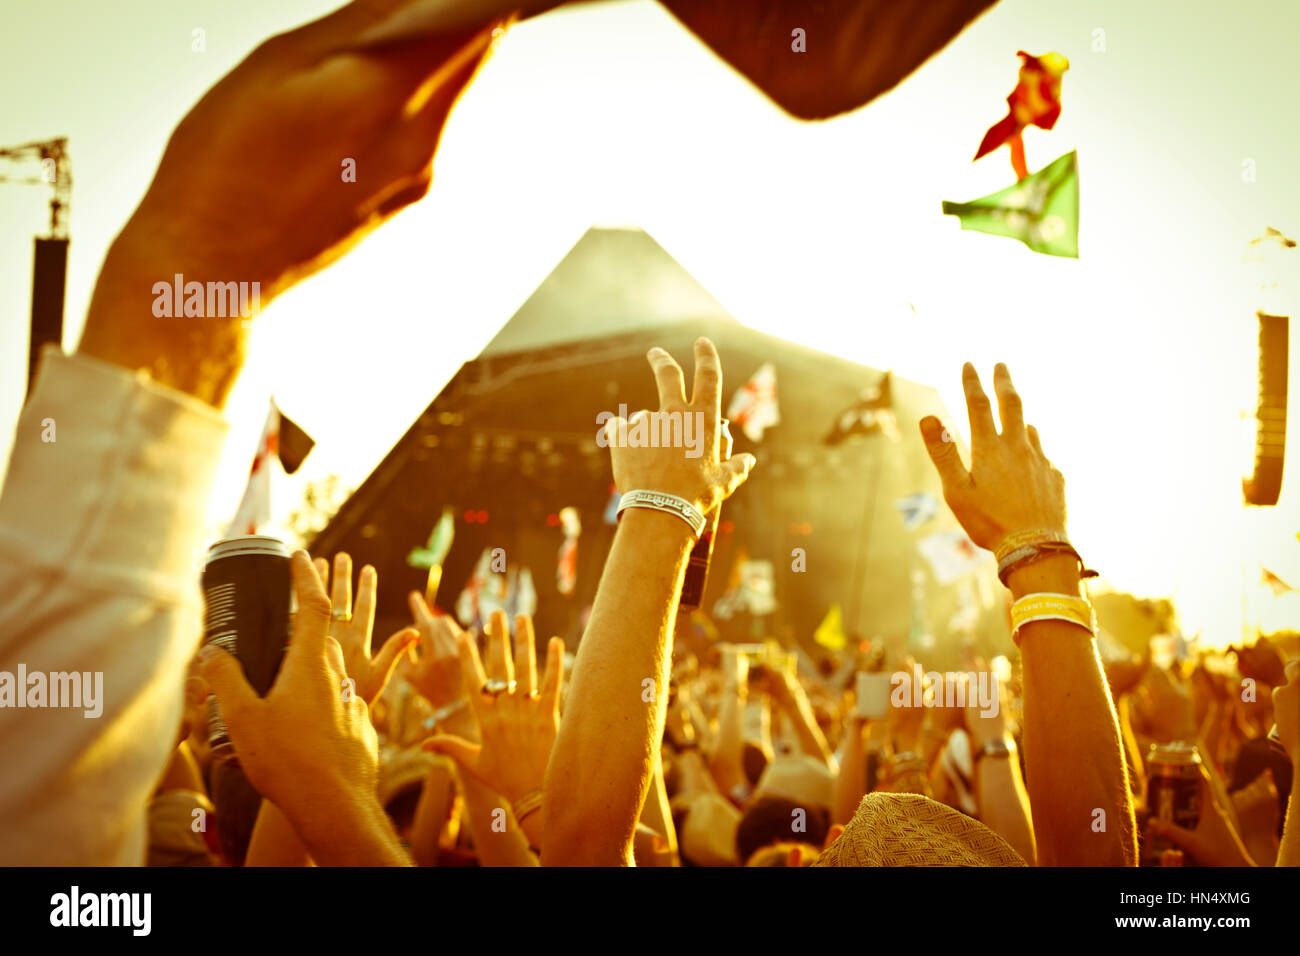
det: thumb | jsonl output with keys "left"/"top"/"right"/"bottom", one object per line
{"left": 720, "top": 453, "right": 757, "bottom": 496}
{"left": 374, "top": 627, "right": 420, "bottom": 684}
{"left": 919, "top": 416, "right": 969, "bottom": 491}
{"left": 422, "top": 734, "right": 482, "bottom": 772}
{"left": 197, "top": 645, "right": 260, "bottom": 729}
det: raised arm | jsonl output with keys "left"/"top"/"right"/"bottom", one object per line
{"left": 542, "top": 340, "right": 755, "bottom": 865}
{"left": 920, "top": 364, "right": 1136, "bottom": 866}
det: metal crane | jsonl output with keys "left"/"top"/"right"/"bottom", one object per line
{"left": 0, "top": 137, "right": 72, "bottom": 396}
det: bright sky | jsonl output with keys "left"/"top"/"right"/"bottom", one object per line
{"left": 2, "top": 0, "right": 1298, "bottom": 643}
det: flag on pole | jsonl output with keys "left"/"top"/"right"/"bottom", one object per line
{"left": 825, "top": 372, "right": 900, "bottom": 445}
{"left": 276, "top": 408, "right": 315, "bottom": 475}
{"left": 727, "top": 362, "right": 780, "bottom": 442}
{"left": 408, "top": 507, "right": 456, "bottom": 606}
{"left": 814, "top": 604, "right": 847, "bottom": 651}
{"left": 895, "top": 492, "right": 939, "bottom": 531}
{"left": 557, "top": 507, "right": 581, "bottom": 596}
{"left": 456, "top": 548, "right": 501, "bottom": 628}
{"left": 408, "top": 507, "right": 455, "bottom": 570}
{"left": 508, "top": 566, "right": 538, "bottom": 618}
{"left": 1262, "top": 567, "right": 1295, "bottom": 596}
{"left": 225, "top": 400, "right": 315, "bottom": 537}
{"left": 943, "top": 150, "right": 1080, "bottom": 258}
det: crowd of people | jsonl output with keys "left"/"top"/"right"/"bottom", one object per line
{"left": 1, "top": 0, "right": 1297, "bottom": 868}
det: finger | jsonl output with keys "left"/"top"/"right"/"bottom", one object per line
{"left": 484, "top": 609, "right": 514, "bottom": 683}
{"left": 515, "top": 614, "right": 538, "bottom": 696}
{"left": 992, "top": 364, "right": 1026, "bottom": 440}
{"left": 1026, "top": 425, "right": 1044, "bottom": 457}
{"left": 198, "top": 645, "right": 261, "bottom": 730}
{"left": 354, "top": 565, "right": 379, "bottom": 651}
{"left": 647, "top": 347, "right": 688, "bottom": 409}
{"left": 431, "top": 614, "right": 462, "bottom": 658}
{"left": 919, "top": 416, "right": 971, "bottom": 493}
{"left": 324, "top": 636, "right": 348, "bottom": 678}
{"left": 421, "top": 734, "right": 482, "bottom": 772}
{"left": 457, "top": 630, "right": 489, "bottom": 700}
{"left": 962, "top": 363, "right": 996, "bottom": 444}
{"left": 287, "top": 550, "right": 332, "bottom": 658}
{"left": 332, "top": 553, "right": 354, "bottom": 619}
{"left": 690, "top": 338, "right": 722, "bottom": 448}
{"left": 540, "top": 637, "right": 565, "bottom": 711}
{"left": 313, "top": 557, "right": 330, "bottom": 590}
{"left": 409, "top": 589, "right": 436, "bottom": 633}
{"left": 719, "top": 453, "right": 757, "bottom": 498}
{"left": 370, "top": 628, "right": 420, "bottom": 701}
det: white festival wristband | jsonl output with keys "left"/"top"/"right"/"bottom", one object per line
{"left": 616, "top": 490, "right": 707, "bottom": 538}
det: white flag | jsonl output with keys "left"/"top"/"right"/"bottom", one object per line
{"left": 727, "top": 362, "right": 780, "bottom": 442}
{"left": 225, "top": 403, "right": 277, "bottom": 537}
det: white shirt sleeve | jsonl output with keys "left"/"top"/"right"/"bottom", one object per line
{"left": 0, "top": 348, "right": 228, "bottom": 864}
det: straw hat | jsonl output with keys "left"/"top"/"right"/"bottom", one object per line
{"left": 814, "top": 792, "right": 1027, "bottom": 867}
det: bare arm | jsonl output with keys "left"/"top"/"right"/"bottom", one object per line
{"left": 1272, "top": 663, "right": 1300, "bottom": 866}
{"left": 709, "top": 651, "right": 750, "bottom": 797}
{"left": 246, "top": 802, "right": 314, "bottom": 867}
{"left": 832, "top": 717, "right": 868, "bottom": 825}
{"left": 542, "top": 340, "right": 754, "bottom": 865}
{"left": 920, "top": 364, "right": 1135, "bottom": 866}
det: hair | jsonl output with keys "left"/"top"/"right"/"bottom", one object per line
{"left": 209, "top": 757, "right": 263, "bottom": 867}
{"left": 736, "top": 795, "right": 830, "bottom": 864}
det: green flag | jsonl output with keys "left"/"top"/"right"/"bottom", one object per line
{"left": 943, "top": 150, "right": 1079, "bottom": 258}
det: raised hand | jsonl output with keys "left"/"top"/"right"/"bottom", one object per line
{"left": 1148, "top": 768, "right": 1255, "bottom": 867}
{"left": 78, "top": 0, "right": 521, "bottom": 406}
{"left": 314, "top": 553, "right": 418, "bottom": 706}
{"left": 423, "top": 610, "right": 564, "bottom": 806}
{"left": 604, "top": 339, "right": 756, "bottom": 515}
{"left": 919, "top": 363, "right": 1067, "bottom": 550}
{"left": 405, "top": 590, "right": 468, "bottom": 710}
{"left": 198, "top": 551, "right": 407, "bottom": 865}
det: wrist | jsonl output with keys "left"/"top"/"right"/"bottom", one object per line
{"left": 79, "top": 228, "right": 255, "bottom": 408}
{"left": 1006, "top": 552, "right": 1082, "bottom": 600}
{"left": 618, "top": 507, "right": 697, "bottom": 553}
{"left": 291, "top": 779, "right": 406, "bottom": 866}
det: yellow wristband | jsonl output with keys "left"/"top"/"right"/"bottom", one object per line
{"left": 1010, "top": 593, "right": 1095, "bottom": 644}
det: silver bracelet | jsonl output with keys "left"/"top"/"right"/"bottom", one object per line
{"left": 616, "top": 490, "right": 706, "bottom": 538}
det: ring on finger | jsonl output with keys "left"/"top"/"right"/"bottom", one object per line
{"left": 331, "top": 610, "right": 352, "bottom": 623}
{"left": 481, "top": 679, "right": 516, "bottom": 696}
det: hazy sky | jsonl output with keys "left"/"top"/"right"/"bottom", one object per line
{"left": 2, "top": 0, "right": 1298, "bottom": 642}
